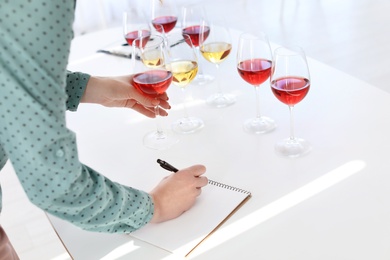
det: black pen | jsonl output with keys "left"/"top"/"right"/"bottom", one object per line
{"left": 157, "top": 159, "right": 214, "bottom": 186}
{"left": 157, "top": 159, "right": 178, "bottom": 173}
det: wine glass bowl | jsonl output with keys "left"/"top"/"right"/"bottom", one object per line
{"left": 123, "top": 9, "right": 151, "bottom": 48}
{"left": 165, "top": 32, "right": 204, "bottom": 134}
{"left": 132, "top": 35, "right": 179, "bottom": 150}
{"left": 150, "top": 0, "right": 178, "bottom": 34}
{"left": 237, "top": 32, "right": 276, "bottom": 134}
{"left": 270, "top": 45, "right": 311, "bottom": 157}
{"left": 200, "top": 19, "right": 235, "bottom": 108}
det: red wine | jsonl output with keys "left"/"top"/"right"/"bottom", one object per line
{"left": 125, "top": 30, "right": 151, "bottom": 48}
{"left": 271, "top": 76, "right": 310, "bottom": 106}
{"left": 182, "top": 25, "right": 210, "bottom": 47}
{"left": 133, "top": 70, "right": 173, "bottom": 97}
{"left": 152, "top": 16, "right": 177, "bottom": 33}
{"left": 237, "top": 59, "right": 272, "bottom": 86}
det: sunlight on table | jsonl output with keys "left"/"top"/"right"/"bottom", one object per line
{"left": 184, "top": 160, "right": 366, "bottom": 258}
{"left": 100, "top": 241, "right": 140, "bottom": 260}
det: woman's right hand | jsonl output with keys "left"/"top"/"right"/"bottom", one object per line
{"left": 149, "top": 165, "right": 208, "bottom": 223}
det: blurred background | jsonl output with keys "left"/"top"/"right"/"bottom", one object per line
{"left": 74, "top": 0, "right": 390, "bottom": 92}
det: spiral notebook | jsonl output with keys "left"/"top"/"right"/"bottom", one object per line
{"left": 130, "top": 179, "right": 251, "bottom": 257}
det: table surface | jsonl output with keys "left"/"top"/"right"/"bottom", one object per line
{"left": 48, "top": 27, "right": 390, "bottom": 260}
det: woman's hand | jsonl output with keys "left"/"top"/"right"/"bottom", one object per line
{"left": 81, "top": 75, "right": 171, "bottom": 118}
{"left": 149, "top": 165, "right": 208, "bottom": 223}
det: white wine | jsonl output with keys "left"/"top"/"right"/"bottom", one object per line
{"left": 141, "top": 49, "right": 164, "bottom": 68}
{"left": 200, "top": 42, "right": 232, "bottom": 64}
{"left": 166, "top": 60, "right": 198, "bottom": 87}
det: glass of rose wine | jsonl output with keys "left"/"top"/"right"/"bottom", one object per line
{"left": 181, "top": 5, "right": 214, "bottom": 85}
{"left": 123, "top": 8, "right": 151, "bottom": 48}
{"left": 165, "top": 32, "right": 203, "bottom": 134}
{"left": 132, "top": 35, "right": 178, "bottom": 150}
{"left": 237, "top": 31, "right": 276, "bottom": 134}
{"left": 270, "top": 45, "right": 311, "bottom": 157}
{"left": 200, "top": 19, "right": 235, "bottom": 108}
{"left": 150, "top": 0, "right": 178, "bottom": 36}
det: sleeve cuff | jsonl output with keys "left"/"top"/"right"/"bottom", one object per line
{"left": 65, "top": 71, "right": 91, "bottom": 111}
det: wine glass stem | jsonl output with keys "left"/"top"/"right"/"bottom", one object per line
{"left": 181, "top": 88, "right": 190, "bottom": 119}
{"left": 155, "top": 105, "right": 164, "bottom": 135}
{"left": 196, "top": 46, "right": 206, "bottom": 77}
{"left": 289, "top": 106, "right": 295, "bottom": 141}
{"left": 255, "top": 86, "right": 261, "bottom": 119}
{"left": 215, "top": 64, "right": 222, "bottom": 94}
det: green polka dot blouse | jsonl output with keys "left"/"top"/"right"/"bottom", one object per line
{"left": 0, "top": 1, "right": 154, "bottom": 233}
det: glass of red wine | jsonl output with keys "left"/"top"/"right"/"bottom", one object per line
{"left": 123, "top": 8, "right": 151, "bottom": 48}
{"left": 132, "top": 35, "right": 179, "bottom": 150}
{"left": 200, "top": 18, "right": 235, "bottom": 108}
{"left": 237, "top": 31, "right": 276, "bottom": 134}
{"left": 150, "top": 0, "right": 178, "bottom": 35}
{"left": 270, "top": 45, "right": 311, "bottom": 157}
{"left": 181, "top": 5, "right": 214, "bottom": 85}
{"left": 165, "top": 32, "right": 204, "bottom": 134}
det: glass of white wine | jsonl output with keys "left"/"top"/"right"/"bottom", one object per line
{"left": 166, "top": 32, "right": 204, "bottom": 134}
{"left": 199, "top": 18, "right": 235, "bottom": 108}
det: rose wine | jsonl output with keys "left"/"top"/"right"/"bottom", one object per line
{"left": 182, "top": 25, "right": 210, "bottom": 47}
{"left": 152, "top": 16, "right": 177, "bottom": 33}
{"left": 200, "top": 42, "right": 232, "bottom": 64}
{"left": 133, "top": 70, "right": 173, "bottom": 97}
{"left": 271, "top": 76, "right": 310, "bottom": 106}
{"left": 237, "top": 59, "right": 272, "bottom": 86}
{"left": 166, "top": 60, "right": 198, "bottom": 88}
{"left": 125, "top": 30, "right": 151, "bottom": 48}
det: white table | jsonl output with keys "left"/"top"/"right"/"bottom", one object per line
{"left": 48, "top": 27, "right": 390, "bottom": 259}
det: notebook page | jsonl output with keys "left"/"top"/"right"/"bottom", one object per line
{"left": 130, "top": 181, "right": 250, "bottom": 256}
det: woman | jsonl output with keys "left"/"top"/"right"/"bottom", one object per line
{"left": 0, "top": 1, "right": 208, "bottom": 258}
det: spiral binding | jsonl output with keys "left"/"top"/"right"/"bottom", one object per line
{"left": 208, "top": 179, "right": 251, "bottom": 195}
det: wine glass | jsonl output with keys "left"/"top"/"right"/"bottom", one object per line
{"left": 165, "top": 32, "right": 204, "bottom": 134}
{"left": 123, "top": 8, "right": 151, "bottom": 48}
{"left": 132, "top": 35, "right": 179, "bottom": 150}
{"left": 237, "top": 32, "right": 276, "bottom": 134}
{"left": 150, "top": 0, "right": 178, "bottom": 35}
{"left": 181, "top": 5, "right": 214, "bottom": 85}
{"left": 200, "top": 19, "right": 235, "bottom": 108}
{"left": 270, "top": 45, "right": 311, "bottom": 157}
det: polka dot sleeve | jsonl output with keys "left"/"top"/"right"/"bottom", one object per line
{"left": 0, "top": 1, "right": 154, "bottom": 233}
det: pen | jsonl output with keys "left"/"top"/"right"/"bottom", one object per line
{"left": 157, "top": 159, "right": 178, "bottom": 173}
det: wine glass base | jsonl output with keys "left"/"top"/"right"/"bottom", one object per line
{"left": 192, "top": 73, "right": 215, "bottom": 86}
{"left": 244, "top": 116, "right": 276, "bottom": 134}
{"left": 275, "top": 137, "right": 311, "bottom": 158}
{"left": 206, "top": 93, "right": 236, "bottom": 108}
{"left": 172, "top": 117, "right": 204, "bottom": 134}
{"left": 143, "top": 130, "right": 179, "bottom": 150}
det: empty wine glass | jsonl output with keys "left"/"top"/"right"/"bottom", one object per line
{"left": 181, "top": 5, "right": 214, "bottom": 85}
{"left": 165, "top": 32, "right": 204, "bottom": 134}
{"left": 132, "top": 35, "right": 179, "bottom": 150}
{"left": 200, "top": 18, "right": 235, "bottom": 108}
{"left": 237, "top": 31, "right": 276, "bottom": 134}
{"left": 270, "top": 45, "right": 311, "bottom": 157}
